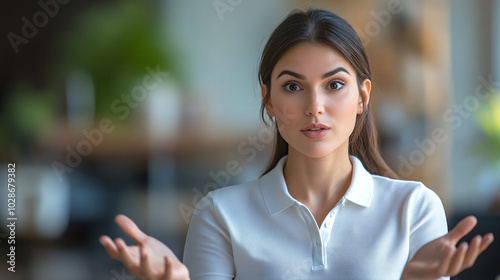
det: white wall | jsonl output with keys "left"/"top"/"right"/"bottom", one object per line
{"left": 163, "top": 0, "right": 295, "bottom": 136}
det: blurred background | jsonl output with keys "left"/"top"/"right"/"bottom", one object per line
{"left": 1, "top": 0, "right": 499, "bottom": 279}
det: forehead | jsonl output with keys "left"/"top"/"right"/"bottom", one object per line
{"left": 272, "top": 42, "right": 355, "bottom": 79}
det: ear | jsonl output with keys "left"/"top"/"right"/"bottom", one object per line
{"left": 261, "top": 84, "right": 275, "bottom": 117}
{"left": 358, "top": 79, "right": 371, "bottom": 114}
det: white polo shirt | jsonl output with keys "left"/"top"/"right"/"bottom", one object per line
{"left": 183, "top": 156, "right": 449, "bottom": 280}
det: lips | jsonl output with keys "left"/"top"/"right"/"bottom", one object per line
{"left": 301, "top": 123, "right": 331, "bottom": 139}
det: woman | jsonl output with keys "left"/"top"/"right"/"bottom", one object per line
{"left": 100, "top": 8, "right": 494, "bottom": 280}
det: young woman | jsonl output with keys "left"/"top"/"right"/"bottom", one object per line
{"left": 100, "top": 8, "right": 494, "bottom": 280}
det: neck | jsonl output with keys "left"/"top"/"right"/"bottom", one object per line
{"left": 283, "top": 146, "right": 353, "bottom": 207}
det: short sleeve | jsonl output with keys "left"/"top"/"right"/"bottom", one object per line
{"left": 409, "top": 184, "right": 449, "bottom": 280}
{"left": 183, "top": 192, "right": 235, "bottom": 280}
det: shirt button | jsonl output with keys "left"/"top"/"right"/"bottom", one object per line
{"left": 330, "top": 211, "right": 335, "bottom": 217}
{"left": 315, "top": 241, "right": 321, "bottom": 247}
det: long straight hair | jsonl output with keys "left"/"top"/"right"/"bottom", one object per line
{"left": 259, "top": 8, "right": 397, "bottom": 178}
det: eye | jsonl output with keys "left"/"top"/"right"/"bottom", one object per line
{"left": 282, "top": 82, "right": 303, "bottom": 92}
{"left": 327, "top": 81, "right": 345, "bottom": 91}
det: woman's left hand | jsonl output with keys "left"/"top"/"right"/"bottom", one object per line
{"left": 401, "top": 215, "right": 494, "bottom": 280}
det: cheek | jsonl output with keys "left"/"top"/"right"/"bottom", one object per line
{"left": 269, "top": 95, "right": 302, "bottom": 129}
{"left": 275, "top": 104, "right": 300, "bottom": 135}
{"left": 328, "top": 94, "right": 359, "bottom": 126}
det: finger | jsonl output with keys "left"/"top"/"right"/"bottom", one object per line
{"left": 446, "top": 216, "right": 477, "bottom": 244}
{"left": 435, "top": 247, "right": 454, "bottom": 277}
{"left": 407, "top": 249, "right": 453, "bottom": 279}
{"left": 162, "top": 256, "right": 173, "bottom": 280}
{"left": 99, "top": 235, "right": 121, "bottom": 260}
{"left": 479, "top": 233, "right": 494, "bottom": 252}
{"left": 447, "top": 242, "right": 468, "bottom": 276}
{"left": 115, "top": 214, "right": 148, "bottom": 244}
{"left": 140, "top": 247, "right": 153, "bottom": 280}
{"left": 116, "top": 238, "right": 139, "bottom": 272}
{"left": 115, "top": 238, "right": 129, "bottom": 261}
{"left": 463, "top": 235, "right": 481, "bottom": 269}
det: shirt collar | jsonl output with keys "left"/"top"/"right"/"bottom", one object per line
{"left": 260, "top": 156, "right": 295, "bottom": 216}
{"left": 344, "top": 156, "right": 373, "bottom": 207}
{"left": 260, "top": 155, "right": 373, "bottom": 216}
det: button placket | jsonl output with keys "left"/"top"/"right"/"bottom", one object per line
{"left": 297, "top": 197, "right": 347, "bottom": 271}
{"left": 319, "top": 212, "right": 334, "bottom": 246}
{"left": 297, "top": 203, "right": 325, "bottom": 270}
{"left": 319, "top": 197, "right": 347, "bottom": 262}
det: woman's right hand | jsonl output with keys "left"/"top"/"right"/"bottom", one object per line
{"left": 99, "top": 214, "right": 190, "bottom": 280}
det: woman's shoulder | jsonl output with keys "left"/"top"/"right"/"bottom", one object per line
{"left": 352, "top": 155, "right": 436, "bottom": 198}
{"left": 371, "top": 174, "right": 423, "bottom": 188}
{"left": 194, "top": 178, "right": 262, "bottom": 210}
{"left": 369, "top": 174, "right": 445, "bottom": 225}
{"left": 208, "top": 178, "right": 261, "bottom": 198}
{"left": 370, "top": 174, "right": 440, "bottom": 200}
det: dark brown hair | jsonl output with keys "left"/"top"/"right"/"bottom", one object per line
{"left": 259, "top": 8, "right": 397, "bottom": 178}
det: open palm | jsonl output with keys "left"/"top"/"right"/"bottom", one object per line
{"left": 401, "top": 216, "right": 494, "bottom": 279}
{"left": 101, "top": 215, "right": 493, "bottom": 280}
{"left": 99, "top": 215, "right": 189, "bottom": 280}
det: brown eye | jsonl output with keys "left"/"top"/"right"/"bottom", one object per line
{"left": 284, "top": 82, "right": 302, "bottom": 92}
{"left": 327, "top": 81, "right": 345, "bottom": 90}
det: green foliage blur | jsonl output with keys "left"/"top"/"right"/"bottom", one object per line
{"left": 475, "top": 92, "right": 500, "bottom": 164}
{"left": 1, "top": 0, "right": 183, "bottom": 157}
{"left": 62, "top": 0, "right": 182, "bottom": 118}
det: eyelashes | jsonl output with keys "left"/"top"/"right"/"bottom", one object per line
{"left": 280, "top": 80, "right": 346, "bottom": 92}
{"left": 326, "top": 80, "right": 345, "bottom": 90}
{"left": 282, "top": 82, "right": 302, "bottom": 92}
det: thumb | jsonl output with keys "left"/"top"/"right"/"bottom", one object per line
{"left": 115, "top": 214, "right": 148, "bottom": 244}
{"left": 446, "top": 215, "right": 477, "bottom": 244}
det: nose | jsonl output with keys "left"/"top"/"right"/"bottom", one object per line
{"left": 305, "top": 87, "right": 324, "bottom": 116}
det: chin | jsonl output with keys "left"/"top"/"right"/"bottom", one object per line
{"left": 288, "top": 138, "right": 348, "bottom": 159}
{"left": 292, "top": 146, "right": 340, "bottom": 159}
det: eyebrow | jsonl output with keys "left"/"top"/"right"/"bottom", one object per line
{"left": 276, "top": 67, "right": 350, "bottom": 80}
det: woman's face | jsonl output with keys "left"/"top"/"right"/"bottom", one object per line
{"left": 263, "top": 42, "right": 371, "bottom": 159}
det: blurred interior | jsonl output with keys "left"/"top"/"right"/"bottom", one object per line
{"left": 1, "top": 0, "right": 500, "bottom": 279}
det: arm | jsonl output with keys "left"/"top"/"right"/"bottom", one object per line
{"left": 183, "top": 193, "right": 235, "bottom": 280}
{"left": 100, "top": 215, "right": 190, "bottom": 280}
